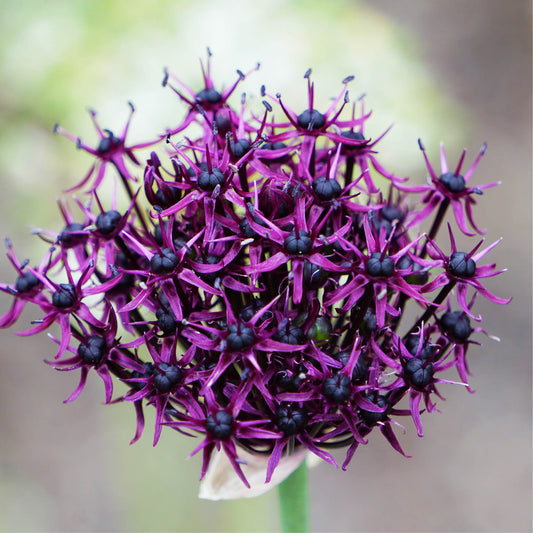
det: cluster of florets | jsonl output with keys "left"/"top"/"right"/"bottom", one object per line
{"left": 0, "top": 54, "right": 509, "bottom": 488}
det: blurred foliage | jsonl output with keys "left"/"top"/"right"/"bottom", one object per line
{"left": 0, "top": 1, "right": 468, "bottom": 531}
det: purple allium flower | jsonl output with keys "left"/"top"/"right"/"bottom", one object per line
{"left": 0, "top": 55, "right": 510, "bottom": 492}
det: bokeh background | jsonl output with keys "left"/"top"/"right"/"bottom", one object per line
{"left": 0, "top": 1, "right": 531, "bottom": 531}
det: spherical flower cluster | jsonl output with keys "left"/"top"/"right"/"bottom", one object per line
{"left": 0, "top": 54, "right": 509, "bottom": 489}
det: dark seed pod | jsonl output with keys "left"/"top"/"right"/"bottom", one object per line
{"left": 205, "top": 410, "right": 233, "bottom": 439}
{"left": 312, "top": 176, "right": 342, "bottom": 201}
{"left": 404, "top": 358, "right": 435, "bottom": 389}
{"left": 440, "top": 310, "right": 472, "bottom": 342}
{"left": 15, "top": 271, "right": 40, "bottom": 293}
{"left": 274, "top": 323, "right": 306, "bottom": 345}
{"left": 284, "top": 230, "right": 312, "bottom": 255}
{"left": 130, "top": 362, "right": 155, "bottom": 391}
{"left": 96, "top": 132, "right": 121, "bottom": 154}
{"left": 196, "top": 87, "right": 222, "bottom": 105}
{"left": 226, "top": 325, "right": 255, "bottom": 351}
{"left": 197, "top": 167, "right": 226, "bottom": 191}
{"left": 381, "top": 205, "right": 403, "bottom": 223}
{"left": 95, "top": 210, "right": 122, "bottom": 235}
{"left": 439, "top": 171, "right": 466, "bottom": 193}
{"left": 52, "top": 283, "right": 76, "bottom": 308}
{"left": 448, "top": 252, "right": 476, "bottom": 278}
{"left": 303, "top": 260, "right": 328, "bottom": 289}
{"left": 261, "top": 141, "right": 287, "bottom": 151}
{"left": 197, "top": 254, "right": 221, "bottom": 285}
{"left": 341, "top": 130, "right": 365, "bottom": 142}
{"left": 78, "top": 335, "right": 106, "bottom": 365}
{"left": 150, "top": 248, "right": 179, "bottom": 274}
{"left": 230, "top": 138, "right": 251, "bottom": 159}
{"left": 153, "top": 363, "right": 182, "bottom": 393}
{"left": 334, "top": 350, "right": 368, "bottom": 383}
{"left": 214, "top": 114, "right": 231, "bottom": 136}
{"left": 276, "top": 370, "right": 302, "bottom": 392}
{"left": 359, "top": 395, "right": 388, "bottom": 426}
{"left": 405, "top": 336, "right": 437, "bottom": 361}
{"left": 156, "top": 308, "right": 177, "bottom": 336}
{"left": 275, "top": 405, "right": 308, "bottom": 435}
{"left": 59, "top": 223, "right": 87, "bottom": 247}
{"left": 323, "top": 374, "right": 351, "bottom": 404}
{"left": 297, "top": 109, "right": 325, "bottom": 131}
{"left": 396, "top": 255, "right": 429, "bottom": 285}
{"left": 365, "top": 252, "right": 394, "bottom": 277}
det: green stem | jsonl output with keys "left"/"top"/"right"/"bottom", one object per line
{"left": 277, "top": 461, "right": 310, "bottom": 533}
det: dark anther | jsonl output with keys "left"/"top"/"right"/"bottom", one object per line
{"left": 284, "top": 230, "right": 312, "bottom": 255}
{"left": 273, "top": 323, "right": 306, "bottom": 345}
{"left": 359, "top": 395, "right": 388, "bottom": 426}
{"left": 448, "top": 252, "right": 476, "bottom": 278}
{"left": 150, "top": 248, "right": 179, "bottom": 274}
{"left": 297, "top": 109, "right": 325, "bottom": 131}
{"left": 59, "top": 223, "right": 87, "bottom": 247}
{"left": 156, "top": 308, "right": 177, "bottom": 336}
{"left": 404, "top": 358, "right": 435, "bottom": 390}
{"left": 230, "top": 138, "right": 251, "bottom": 159}
{"left": 196, "top": 88, "right": 222, "bottom": 105}
{"left": 197, "top": 167, "right": 226, "bottom": 191}
{"left": 440, "top": 310, "right": 472, "bottom": 342}
{"left": 365, "top": 252, "right": 394, "bottom": 277}
{"left": 205, "top": 410, "right": 233, "bottom": 439}
{"left": 323, "top": 374, "right": 351, "bottom": 404}
{"left": 439, "top": 171, "right": 466, "bottom": 193}
{"left": 275, "top": 405, "right": 308, "bottom": 436}
{"left": 95, "top": 210, "right": 122, "bottom": 235}
{"left": 153, "top": 363, "right": 182, "bottom": 393}
{"left": 78, "top": 335, "right": 106, "bottom": 365}
{"left": 96, "top": 132, "right": 122, "bottom": 154}
{"left": 52, "top": 283, "right": 76, "bottom": 308}
{"left": 226, "top": 324, "right": 255, "bottom": 351}
{"left": 312, "top": 176, "right": 342, "bottom": 201}
{"left": 303, "top": 260, "right": 327, "bottom": 289}
{"left": 15, "top": 271, "right": 40, "bottom": 293}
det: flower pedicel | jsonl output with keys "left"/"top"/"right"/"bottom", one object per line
{"left": 0, "top": 53, "right": 510, "bottom": 493}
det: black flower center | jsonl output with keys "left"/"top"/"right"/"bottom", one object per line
{"left": 335, "top": 350, "right": 369, "bottom": 383}
{"left": 359, "top": 395, "right": 388, "bottom": 426}
{"left": 439, "top": 172, "right": 466, "bottom": 193}
{"left": 440, "top": 310, "right": 472, "bottom": 342}
{"left": 197, "top": 167, "right": 226, "bottom": 191}
{"left": 405, "top": 336, "right": 437, "bottom": 361}
{"left": 275, "top": 405, "right": 308, "bottom": 435}
{"left": 97, "top": 132, "right": 121, "bottom": 154}
{"left": 153, "top": 363, "right": 182, "bottom": 393}
{"left": 366, "top": 252, "right": 394, "bottom": 277}
{"left": 323, "top": 374, "right": 351, "bottom": 404}
{"left": 230, "top": 138, "right": 251, "bottom": 159}
{"left": 297, "top": 109, "right": 325, "bottom": 131}
{"left": 15, "top": 271, "right": 40, "bottom": 293}
{"left": 206, "top": 410, "right": 233, "bottom": 439}
{"left": 156, "top": 308, "right": 178, "bottom": 336}
{"left": 78, "top": 335, "right": 106, "bottom": 365}
{"left": 276, "top": 370, "right": 303, "bottom": 392}
{"left": 312, "top": 176, "right": 342, "bottom": 201}
{"left": 274, "top": 323, "right": 306, "bottom": 345}
{"left": 448, "top": 252, "right": 476, "bottom": 278}
{"left": 151, "top": 248, "right": 179, "bottom": 274}
{"left": 226, "top": 324, "right": 255, "bottom": 351}
{"left": 96, "top": 210, "right": 122, "bottom": 235}
{"left": 284, "top": 230, "right": 312, "bottom": 255}
{"left": 196, "top": 88, "right": 222, "bottom": 105}
{"left": 404, "top": 358, "right": 435, "bottom": 389}
{"left": 52, "top": 283, "right": 77, "bottom": 308}
{"left": 59, "top": 223, "right": 87, "bottom": 247}
{"left": 303, "top": 260, "right": 328, "bottom": 289}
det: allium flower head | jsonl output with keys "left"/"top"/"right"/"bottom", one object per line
{"left": 0, "top": 54, "right": 509, "bottom": 493}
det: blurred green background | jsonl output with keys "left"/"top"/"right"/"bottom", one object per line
{"left": 0, "top": 0, "right": 531, "bottom": 531}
